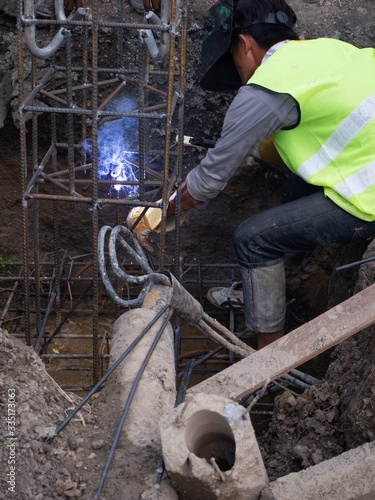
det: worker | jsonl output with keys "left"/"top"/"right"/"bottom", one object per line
{"left": 128, "top": 0, "right": 375, "bottom": 350}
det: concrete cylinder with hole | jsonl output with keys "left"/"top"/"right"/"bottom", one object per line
{"left": 160, "top": 391, "right": 269, "bottom": 500}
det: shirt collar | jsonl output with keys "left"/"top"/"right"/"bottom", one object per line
{"left": 262, "top": 40, "right": 290, "bottom": 64}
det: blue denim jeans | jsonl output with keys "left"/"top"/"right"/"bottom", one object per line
{"left": 233, "top": 191, "right": 375, "bottom": 333}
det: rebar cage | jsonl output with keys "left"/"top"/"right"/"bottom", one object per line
{"left": 15, "top": 0, "right": 188, "bottom": 384}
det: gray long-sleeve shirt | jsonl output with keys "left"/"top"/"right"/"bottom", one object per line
{"left": 186, "top": 82, "right": 300, "bottom": 202}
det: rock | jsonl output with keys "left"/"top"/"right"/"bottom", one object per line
{"left": 311, "top": 450, "right": 324, "bottom": 464}
{"left": 42, "top": 461, "right": 52, "bottom": 473}
{"left": 30, "top": 439, "right": 43, "bottom": 451}
{"left": 293, "top": 444, "right": 311, "bottom": 462}
{"left": 67, "top": 435, "right": 78, "bottom": 450}
{"left": 35, "top": 426, "right": 56, "bottom": 438}
{"left": 91, "top": 439, "right": 105, "bottom": 450}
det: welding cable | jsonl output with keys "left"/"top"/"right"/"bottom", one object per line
{"left": 45, "top": 304, "right": 171, "bottom": 445}
{"left": 203, "top": 313, "right": 317, "bottom": 386}
{"left": 94, "top": 307, "right": 174, "bottom": 499}
{"left": 280, "top": 373, "right": 310, "bottom": 391}
{"left": 180, "top": 322, "right": 316, "bottom": 392}
{"left": 202, "top": 312, "right": 254, "bottom": 354}
{"left": 175, "top": 329, "right": 252, "bottom": 380}
{"left": 289, "top": 368, "right": 318, "bottom": 385}
{"left": 154, "top": 357, "right": 195, "bottom": 490}
{"left": 195, "top": 320, "right": 251, "bottom": 359}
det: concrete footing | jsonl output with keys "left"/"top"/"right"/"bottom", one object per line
{"left": 260, "top": 439, "right": 375, "bottom": 500}
{"left": 160, "top": 392, "right": 269, "bottom": 500}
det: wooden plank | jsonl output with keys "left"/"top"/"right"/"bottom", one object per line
{"left": 189, "top": 283, "right": 375, "bottom": 401}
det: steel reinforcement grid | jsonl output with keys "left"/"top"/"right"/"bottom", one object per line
{"left": 13, "top": 0, "right": 189, "bottom": 384}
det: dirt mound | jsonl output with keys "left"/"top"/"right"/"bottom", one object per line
{"left": 0, "top": 329, "right": 178, "bottom": 499}
{"left": 260, "top": 242, "right": 375, "bottom": 481}
{"left": 0, "top": 332, "right": 93, "bottom": 499}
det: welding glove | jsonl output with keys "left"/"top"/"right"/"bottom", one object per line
{"left": 127, "top": 205, "right": 163, "bottom": 252}
{"left": 127, "top": 201, "right": 186, "bottom": 252}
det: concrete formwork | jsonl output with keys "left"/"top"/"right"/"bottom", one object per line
{"left": 160, "top": 392, "right": 269, "bottom": 500}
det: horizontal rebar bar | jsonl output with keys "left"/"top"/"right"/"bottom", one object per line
{"left": 0, "top": 260, "right": 240, "bottom": 269}
{"left": 23, "top": 105, "right": 166, "bottom": 119}
{"left": 13, "top": 334, "right": 110, "bottom": 339}
{"left": 22, "top": 18, "right": 168, "bottom": 30}
{"left": 48, "top": 179, "right": 163, "bottom": 186}
{"left": 41, "top": 353, "right": 110, "bottom": 358}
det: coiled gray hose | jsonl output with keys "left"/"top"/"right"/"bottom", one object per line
{"left": 98, "top": 225, "right": 170, "bottom": 307}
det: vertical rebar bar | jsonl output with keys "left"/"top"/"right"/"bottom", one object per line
{"left": 173, "top": 0, "right": 187, "bottom": 278}
{"left": 159, "top": 0, "right": 177, "bottom": 269}
{"left": 91, "top": 0, "right": 100, "bottom": 384}
{"left": 18, "top": 0, "right": 32, "bottom": 345}
{"left": 50, "top": 0, "right": 62, "bottom": 325}
{"left": 117, "top": 0, "right": 124, "bottom": 68}
{"left": 138, "top": 32, "right": 147, "bottom": 201}
{"left": 81, "top": 21, "right": 89, "bottom": 165}
{"left": 65, "top": 30, "right": 75, "bottom": 198}
{"left": 31, "top": 57, "right": 42, "bottom": 341}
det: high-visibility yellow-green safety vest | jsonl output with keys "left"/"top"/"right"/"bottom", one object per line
{"left": 249, "top": 38, "right": 375, "bottom": 221}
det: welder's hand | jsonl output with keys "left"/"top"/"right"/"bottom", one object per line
{"left": 143, "top": 0, "right": 161, "bottom": 12}
{"left": 167, "top": 180, "right": 202, "bottom": 218}
{"left": 65, "top": 0, "right": 83, "bottom": 17}
{"left": 126, "top": 205, "right": 162, "bottom": 252}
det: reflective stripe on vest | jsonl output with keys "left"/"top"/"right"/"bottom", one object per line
{"left": 334, "top": 160, "right": 375, "bottom": 200}
{"left": 297, "top": 92, "right": 375, "bottom": 193}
